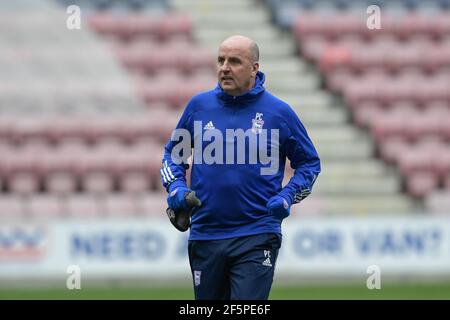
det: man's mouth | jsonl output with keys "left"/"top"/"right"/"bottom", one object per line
{"left": 221, "top": 76, "right": 233, "bottom": 82}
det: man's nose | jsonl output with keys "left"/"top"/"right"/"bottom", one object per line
{"left": 220, "top": 61, "right": 231, "bottom": 72}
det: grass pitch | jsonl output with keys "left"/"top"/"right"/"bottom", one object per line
{"left": 0, "top": 283, "right": 449, "bottom": 300}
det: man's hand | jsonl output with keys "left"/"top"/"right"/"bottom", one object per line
{"left": 167, "top": 186, "right": 192, "bottom": 212}
{"left": 267, "top": 195, "right": 291, "bottom": 220}
{"left": 166, "top": 186, "right": 202, "bottom": 232}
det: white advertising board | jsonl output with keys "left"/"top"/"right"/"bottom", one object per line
{"left": 1, "top": 216, "right": 449, "bottom": 279}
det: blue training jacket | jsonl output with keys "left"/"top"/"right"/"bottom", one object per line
{"left": 161, "top": 71, "right": 321, "bottom": 240}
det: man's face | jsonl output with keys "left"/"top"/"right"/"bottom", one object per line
{"left": 217, "top": 43, "right": 258, "bottom": 96}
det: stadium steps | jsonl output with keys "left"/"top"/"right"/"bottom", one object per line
{"left": 169, "top": 0, "right": 416, "bottom": 214}
{"left": 293, "top": 194, "right": 415, "bottom": 216}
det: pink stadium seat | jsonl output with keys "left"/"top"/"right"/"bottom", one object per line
{"left": 406, "top": 112, "right": 440, "bottom": 141}
{"left": 118, "top": 143, "right": 163, "bottom": 190}
{"left": 423, "top": 44, "right": 450, "bottom": 73}
{"left": 395, "top": 14, "right": 432, "bottom": 39}
{"left": 390, "top": 46, "right": 423, "bottom": 71}
{"left": 141, "top": 192, "right": 167, "bottom": 218}
{"left": 159, "top": 14, "right": 192, "bottom": 41}
{"left": 120, "top": 171, "right": 152, "bottom": 194}
{"left": 29, "top": 195, "right": 63, "bottom": 220}
{"left": 0, "top": 117, "right": 13, "bottom": 141}
{"left": 79, "top": 150, "right": 118, "bottom": 194}
{"left": 10, "top": 118, "right": 50, "bottom": 145}
{"left": 352, "top": 46, "right": 386, "bottom": 72}
{"left": 181, "top": 48, "right": 216, "bottom": 74}
{"left": 6, "top": 151, "right": 41, "bottom": 196}
{"left": 325, "top": 68, "right": 354, "bottom": 93}
{"left": 66, "top": 194, "right": 102, "bottom": 217}
{"left": 378, "top": 137, "right": 410, "bottom": 164}
{"left": 83, "top": 171, "right": 115, "bottom": 194}
{"left": 0, "top": 195, "right": 25, "bottom": 220}
{"left": 126, "top": 14, "right": 160, "bottom": 39}
{"left": 398, "top": 148, "right": 434, "bottom": 176}
{"left": 46, "top": 171, "right": 78, "bottom": 196}
{"left": 50, "top": 117, "right": 91, "bottom": 145}
{"left": 434, "top": 148, "right": 450, "bottom": 179}
{"left": 353, "top": 101, "right": 384, "bottom": 128}
{"left": 344, "top": 80, "right": 380, "bottom": 109}
{"left": 318, "top": 46, "right": 352, "bottom": 73}
{"left": 105, "top": 194, "right": 139, "bottom": 216}
{"left": 445, "top": 174, "right": 450, "bottom": 190}
{"left": 431, "top": 13, "right": 450, "bottom": 38}
{"left": 300, "top": 36, "right": 327, "bottom": 61}
{"left": 406, "top": 172, "right": 439, "bottom": 198}
{"left": 89, "top": 118, "right": 127, "bottom": 145}
{"left": 371, "top": 113, "right": 406, "bottom": 143}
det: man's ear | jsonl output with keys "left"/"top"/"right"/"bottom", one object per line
{"left": 252, "top": 62, "right": 259, "bottom": 77}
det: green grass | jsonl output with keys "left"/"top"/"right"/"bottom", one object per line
{"left": 1, "top": 283, "right": 450, "bottom": 300}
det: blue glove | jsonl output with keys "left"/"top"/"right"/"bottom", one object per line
{"left": 267, "top": 195, "right": 291, "bottom": 220}
{"left": 167, "top": 186, "right": 191, "bottom": 212}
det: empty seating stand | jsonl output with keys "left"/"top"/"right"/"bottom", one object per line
{"left": 286, "top": 4, "right": 450, "bottom": 203}
{"left": 0, "top": 0, "right": 218, "bottom": 220}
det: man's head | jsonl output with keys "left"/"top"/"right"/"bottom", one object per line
{"left": 217, "top": 35, "right": 259, "bottom": 96}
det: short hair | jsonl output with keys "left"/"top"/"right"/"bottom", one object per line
{"left": 250, "top": 41, "right": 259, "bottom": 62}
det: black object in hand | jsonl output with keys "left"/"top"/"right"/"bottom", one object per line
{"left": 166, "top": 191, "right": 202, "bottom": 232}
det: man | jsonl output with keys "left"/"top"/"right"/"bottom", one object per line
{"left": 161, "top": 35, "right": 321, "bottom": 300}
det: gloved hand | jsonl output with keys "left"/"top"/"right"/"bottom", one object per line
{"left": 267, "top": 195, "right": 291, "bottom": 220}
{"left": 167, "top": 186, "right": 192, "bottom": 212}
{"left": 166, "top": 185, "right": 202, "bottom": 232}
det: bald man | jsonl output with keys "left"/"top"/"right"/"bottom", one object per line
{"left": 161, "top": 35, "right": 321, "bottom": 300}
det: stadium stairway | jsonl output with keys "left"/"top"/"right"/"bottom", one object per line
{"left": 169, "top": 0, "right": 417, "bottom": 215}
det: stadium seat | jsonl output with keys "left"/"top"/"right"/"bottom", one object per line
{"left": 406, "top": 171, "right": 439, "bottom": 198}
{"left": 0, "top": 195, "right": 25, "bottom": 220}
{"left": 29, "top": 194, "right": 64, "bottom": 220}
{"left": 141, "top": 192, "right": 167, "bottom": 218}
{"left": 105, "top": 193, "right": 139, "bottom": 216}
{"left": 66, "top": 194, "right": 102, "bottom": 217}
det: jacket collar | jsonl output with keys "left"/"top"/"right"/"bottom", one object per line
{"left": 214, "top": 71, "right": 265, "bottom": 103}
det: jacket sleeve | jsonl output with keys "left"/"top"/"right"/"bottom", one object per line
{"left": 160, "top": 103, "right": 193, "bottom": 193}
{"left": 277, "top": 109, "right": 321, "bottom": 205}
